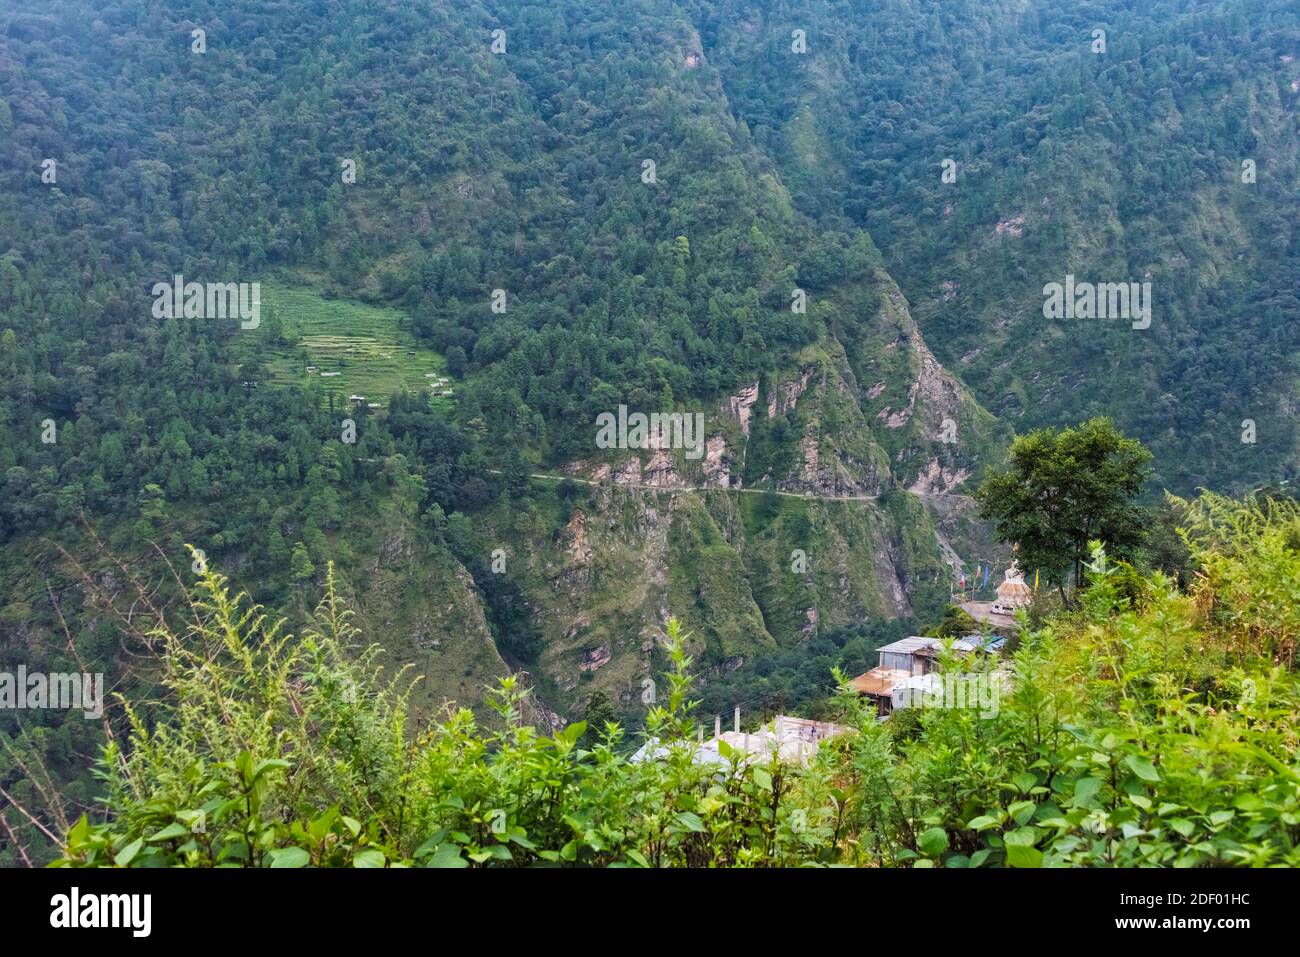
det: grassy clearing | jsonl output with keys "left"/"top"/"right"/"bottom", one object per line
{"left": 254, "top": 283, "right": 452, "bottom": 409}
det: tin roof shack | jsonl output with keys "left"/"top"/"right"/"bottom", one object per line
{"left": 850, "top": 636, "right": 1003, "bottom": 717}
{"left": 849, "top": 637, "right": 937, "bottom": 716}
{"left": 878, "top": 636, "right": 938, "bottom": 674}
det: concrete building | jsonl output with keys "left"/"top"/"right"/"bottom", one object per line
{"left": 630, "top": 712, "right": 851, "bottom": 767}
{"left": 850, "top": 635, "right": 1005, "bottom": 717}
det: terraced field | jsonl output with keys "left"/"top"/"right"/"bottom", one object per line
{"left": 253, "top": 284, "right": 452, "bottom": 410}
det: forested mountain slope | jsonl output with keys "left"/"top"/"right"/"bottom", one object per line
{"left": 0, "top": 0, "right": 1294, "bottom": 803}
{"left": 693, "top": 0, "right": 1300, "bottom": 492}
{"left": 0, "top": 0, "right": 1003, "bottom": 726}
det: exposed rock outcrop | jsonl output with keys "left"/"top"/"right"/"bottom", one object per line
{"left": 907, "top": 457, "right": 972, "bottom": 496}
{"left": 768, "top": 368, "right": 814, "bottom": 419}
{"left": 725, "top": 382, "right": 759, "bottom": 436}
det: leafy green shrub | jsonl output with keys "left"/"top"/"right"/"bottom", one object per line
{"left": 54, "top": 494, "right": 1300, "bottom": 868}
{"left": 832, "top": 499, "right": 1300, "bottom": 867}
{"left": 57, "top": 567, "right": 842, "bottom": 868}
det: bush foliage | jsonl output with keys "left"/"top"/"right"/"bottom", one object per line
{"left": 56, "top": 494, "right": 1300, "bottom": 867}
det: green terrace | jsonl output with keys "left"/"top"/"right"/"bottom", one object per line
{"left": 247, "top": 283, "right": 453, "bottom": 411}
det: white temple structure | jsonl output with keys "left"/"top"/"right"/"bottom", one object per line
{"left": 990, "top": 561, "right": 1032, "bottom": 616}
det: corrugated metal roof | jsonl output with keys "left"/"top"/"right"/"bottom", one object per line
{"left": 963, "top": 634, "right": 1008, "bottom": 652}
{"left": 913, "top": 635, "right": 1008, "bottom": 656}
{"left": 876, "top": 636, "right": 939, "bottom": 654}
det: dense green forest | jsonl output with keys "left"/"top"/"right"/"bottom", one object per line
{"left": 700, "top": 0, "right": 1300, "bottom": 491}
{"left": 0, "top": 0, "right": 1296, "bottom": 866}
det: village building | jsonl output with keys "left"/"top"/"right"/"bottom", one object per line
{"left": 631, "top": 713, "right": 851, "bottom": 767}
{"left": 850, "top": 635, "right": 1006, "bottom": 717}
{"left": 990, "top": 561, "right": 1032, "bottom": 616}
{"left": 959, "top": 561, "right": 1034, "bottom": 631}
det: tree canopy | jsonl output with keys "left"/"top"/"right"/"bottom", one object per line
{"left": 975, "top": 418, "right": 1153, "bottom": 598}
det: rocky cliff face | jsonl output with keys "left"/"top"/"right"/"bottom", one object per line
{"left": 457, "top": 267, "right": 1008, "bottom": 724}
{"left": 307, "top": 507, "right": 515, "bottom": 726}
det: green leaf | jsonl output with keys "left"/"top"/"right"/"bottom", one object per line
{"left": 68, "top": 814, "right": 89, "bottom": 848}
{"left": 1005, "top": 843, "right": 1043, "bottom": 868}
{"left": 1071, "top": 777, "right": 1102, "bottom": 805}
{"left": 1008, "top": 800, "right": 1037, "bottom": 825}
{"left": 309, "top": 806, "right": 340, "bottom": 842}
{"left": 413, "top": 836, "right": 440, "bottom": 859}
{"left": 675, "top": 811, "right": 706, "bottom": 833}
{"left": 428, "top": 844, "right": 468, "bottom": 868}
{"left": 966, "top": 815, "right": 1001, "bottom": 831}
{"left": 269, "top": 847, "right": 310, "bottom": 868}
{"left": 1232, "top": 793, "right": 1263, "bottom": 813}
{"left": 147, "top": 823, "right": 190, "bottom": 842}
{"left": 507, "top": 830, "right": 536, "bottom": 850}
{"left": 1011, "top": 771, "right": 1037, "bottom": 794}
{"left": 353, "top": 848, "right": 386, "bottom": 868}
{"left": 114, "top": 837, "right": 143, "bottom": 868}
{"left": 918, "top": 827, "right": 949, "bottom": 858}
{"left": 252, "top": 758, "right": 290, "bottom": 783}
{"left": 1004, "top": 826, "right": 1040, "bottom": 847}
{"left": 1124, "top": 754, "right": 1160, "bottom": 783}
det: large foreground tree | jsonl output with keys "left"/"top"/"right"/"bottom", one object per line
{"left": 975, "top": 418, "right": 1152, "bottom": 603}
